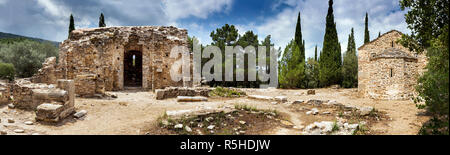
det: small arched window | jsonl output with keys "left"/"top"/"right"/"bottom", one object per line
{"left": 390, "top": 68, "right": 393, "bottom": 77}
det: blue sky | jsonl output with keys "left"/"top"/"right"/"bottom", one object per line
{"left": 0, "top": 0, "right": 410, "bottom": 59}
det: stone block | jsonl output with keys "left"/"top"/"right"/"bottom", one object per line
{"left": 36, "top": 103, "right": 64, "bottom": 122}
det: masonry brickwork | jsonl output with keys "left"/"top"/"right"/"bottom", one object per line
{"left": 32, "top": 26, "right": 191, "bottom": 97}
{"left": 357, "top": 30, "right": 428, "bottom": 100}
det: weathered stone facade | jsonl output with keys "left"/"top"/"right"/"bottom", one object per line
{"left": 0, "top": 81, "right": 10, "bottom": 104}
{"left": 33, "top": 26, "right": 191, "bottom": 96}
{"left": 358, "top": 30, "right": 428, "bottom": 100}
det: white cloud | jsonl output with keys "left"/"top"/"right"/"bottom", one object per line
{"left": 0, "top": 0, "right": 7, "bottom": 5}
{"left": 36, "top": 0, "right": 71, "bottom": 18}
{"left": 241, "top": 0, "right": 410, "bottom": 60}
{"left": 163, "top": 0, "right": 233, "bottom": 21}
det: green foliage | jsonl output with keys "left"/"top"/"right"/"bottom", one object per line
{"left": 364, "top": 12, "right": 370, "bottom": 44}
{"left": 399, "top": 0, "right": 448, "bottom": 53}
{"left": 210, "top": 24, "right": 239, "bottom": 51}
{"left": 69, "top": 14, "right": 75, "bottom": 38}
{"left": 0, "top": 62, "right": 15, "bottom": 81}
{"left": 332, "top": 120, "right": 340, "bottom": 132}
{"left": 0, "top": 39, "right": 59, "bottom": 78}
{"left": 342, "top": 28, "right": 358, "bottom": 88}
{"left": 278, "top": 40, "right": 306, "bottom": 88}
{"left": 278, "top": 12, "right": 307, "bottom": 89}
{"left": 99, "top": 13, "right": 106, "bottom": 27}
{"left": 305, "top": 58, "right": 319, "bottom": 88}
{"left": 209, "top": 87, "right": 245, "bottom": 97}
{"left": 399, "top": 0, "right": 449, "bottom": 135}
{"left": 319, "top": 0, "right": 342, "bottom": 87}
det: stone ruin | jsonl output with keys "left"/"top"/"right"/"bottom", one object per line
{"left": 358, "top": 30, "right": 428, "bottom": 100}
{"left": 0, "top": 26, "right": 192, "bottom": 123}
{"left": 155, "top": 87, "right": 212, "bottom": 100}
{"left": 0, "top": 81, "right": 10, "bottom": 104}
{"left": 10, "top": 79, "right": 75, "bottom": 122}
{"left": 32, "top": 26, "right": 192, "bottom": 98}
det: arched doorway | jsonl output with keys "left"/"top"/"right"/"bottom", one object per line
{"left": 124, "top": 50, "right": 143, "bottom": 87}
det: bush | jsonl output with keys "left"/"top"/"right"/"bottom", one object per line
{"left": 0, "top": 39, "right": 58, "bottom": 78}
{"left": 0, "top": 63, "right": 15, "bottom": 81}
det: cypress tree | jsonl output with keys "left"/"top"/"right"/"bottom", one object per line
{"left": 68, "top": 14, "right": 75, "bottom": 38}
{"left": 99, "top": 13, "right": 106, "bottom": 27}
{"left": 314, "top": 45, "right": 318, "bottom": 61}
{"left": 378, "top": 32, "right": 381, "bottom": 38}
{"left": 364, "top": 12, "right": 370, "bottom": 44}
{"left": 294, "top": 12, "right": 306, "bottom": 63}
{"left": 319, "top": 0, "right": 342, "bottom": 87}
{"left": 342, "top": 28, "right": 358, "bottom": 88}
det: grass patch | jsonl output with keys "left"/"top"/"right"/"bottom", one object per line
{"left": 209, "top": 87, "right": 246, "bottom": 98}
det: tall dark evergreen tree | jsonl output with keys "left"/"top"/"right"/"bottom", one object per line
{"left": 314, "top": 45, "right": 318, "bottom": 61}
{"left": 319, "top": 0, "right": 342, "bottom": 87}
{"left": 294, "top": 12, "right": 306, "bottom": 63}
{"left": 378, "top": 32, "right": 381, "bottom": 38}
{"left": 364, "top": 12, "right": 370, "bottom": 44}
{"left": 68, "top": 14, "right": 75, "bottom": 38}
{"left": 342, "top": 28, "right": 358, "bottom": 88}
{"left": 99, "top": 13, "right": 106, "bottom": 27}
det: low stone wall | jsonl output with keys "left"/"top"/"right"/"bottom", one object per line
{"left": 155, "top": 87, "right": 212, "bottom": 100}
{"left": 36, "top": 79, "right": 75, "bottom": 122}
{"left": 0, "top": 81, "right": 10, "bottom": 104}
{"left": 31, "top": 57, "right": 62, "bottom": 84}
{"left": 12, "top": 79, "right": 75, "bottom": 122}
{"left": 12, "top": 79, "right": 57, "bottom": 110}
{"left": 75, "top": 73, "right": 105, "bottom": 97}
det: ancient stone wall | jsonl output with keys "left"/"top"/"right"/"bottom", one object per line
{"left": 33, "top": 26, "right": 190, "bottom": 97}
{"left": 358, "top": 30, "right": 428, "bottom": 100}
{"left": 0, "top": 81, "right": 10, "bottom": 104}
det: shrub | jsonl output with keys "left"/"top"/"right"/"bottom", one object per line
{"left": 0, "top": 39, "right": 58, "bottom": 78}
{"left": 0, "top": 62, "right": 15, "bottom": 81}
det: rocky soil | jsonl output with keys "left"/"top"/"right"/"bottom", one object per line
{"left": 0, "top": 88, "right": 430, "bottom": 135}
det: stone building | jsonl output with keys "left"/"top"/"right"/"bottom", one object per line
{"left": 358, "top": 30, "right": 427, "bottom": 100}
{"left": 32, "top": 26, "right": 191, "bottom": 97}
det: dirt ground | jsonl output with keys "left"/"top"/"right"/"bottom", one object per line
{"left": 0, "top": 88, "right": 430, "bottom": 135}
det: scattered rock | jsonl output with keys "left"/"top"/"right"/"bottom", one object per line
{"left": 307, "top": 90, "right": 316, "bottom": 95}
{"left": 311, "top": 108, "right": 319, "bottom": 115}
{"left": 24, "top": 121, "right": 34, "bottom": 125}
{"left": 174, "top": 124, "right": 183, "bottom": 129}
{"left": 359, "top": 106, "right": 374, "bottom": 116}
{"left": 161, "top": 120, "right": 169, "bottom": 127}
{"left": 0, "top": 130, "right": 7, "bottom": 135}
{"left": 177, "top": 96, "right": 208, "bottom": 102}
{"left": 119, "top": 102, "right": 128, "bottom": 106}
{"left": 271, "top": 102, "right": 278, "bottom": 105}
{"left": 292, "top": 100, "right": 305, "bottom": 104}
{"left": 239, "top": 121, "right": 246, "bottom": 125}
{"left": 8, "top": 103, "right": 15, "bottom": 109}
{"left": 196, "top": 129, "right": 203, "bottom": 135}
{"left": 322, "top": 112, "right": 331, "bottom": 114}
{"left": 239, "top": 131, "right": 246, "bottom": 134}
{"left": 7, "top": 118, "right": 14, "bottom": 123}
{"left": 185, "top": 126, "right": 192, "bottom": 132}
{"left": 274, "top": 96, "right": 287, "bottom": 103}
{"left": 207, "top": 125, "right": 215, "bottom": 130}
{"left": 205, "top": 117, "right": 214, "bottom": 122}
{"left": 31, "top": 133, "right": 40, "bottom": 135}
{"left": 74, "top": 110, "right": 87, "bottom": 118}
{"left": 306, "top": 111, "right": 313, "bottom": 115}
{"left": 198, "top": 123, "right": 204, "bottom": 128}
{"left": 330, "top": 85, "right": 340, "bottom": 89}
{"left": 280, "top": 120, "right": 294, "bottom": 127}
{"left": 14, "top": 129, "right": 25, "bottom": 133}
{"left": 326, "top": 100, "right": 338, "bottom": 105}
{"left": 307, "top": 100, "right": 324, "bottom": 106}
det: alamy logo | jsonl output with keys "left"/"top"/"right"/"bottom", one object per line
{"left": 169, "top": 39, "right": 278, "bottom": 88}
